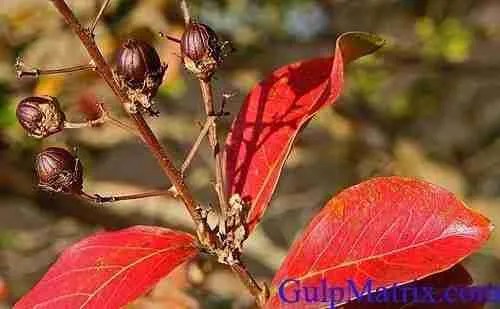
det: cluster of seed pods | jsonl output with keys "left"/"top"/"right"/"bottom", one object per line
{"left": 16, "top": 22, "right": 225, "bottom": 196}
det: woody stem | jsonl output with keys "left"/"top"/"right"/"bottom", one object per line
{"left": 49, "top": 0, "right": 209, "bottom": 234}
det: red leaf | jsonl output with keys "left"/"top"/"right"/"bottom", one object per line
{"left": 224, "top": 32, "right": 385, "bottom": 232}
{"left": 15, "top": 226, "right": 198, "bottom": 309}
{"left": 267, "top": 177, "right": 493, "bottom": 308}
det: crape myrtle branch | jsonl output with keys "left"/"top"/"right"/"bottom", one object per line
{"left": 38, "top": 0, "right": 268, "bottom": 306}
{"left": 177, "top": 1, "right": 266, "bottom": 304}
{"left": 47, "top": 0, "right": 210, "bottom": 238}
{"left": 178, "top": 0, "right": 230, "bottom": 216}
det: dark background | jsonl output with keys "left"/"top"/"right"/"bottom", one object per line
{"left": 0, "top": 0, "right": 499, "bottom": 308}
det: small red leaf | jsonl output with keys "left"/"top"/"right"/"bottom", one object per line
{"left": 224, "top": 32, "right": 384, "bottom": 232}
{"left": 15, "top": 226, "right": 198, "bottom": 309}
{"left": 267, "top": 177, "right": 493, "bottom": 308}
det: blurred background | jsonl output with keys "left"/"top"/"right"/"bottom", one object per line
{"left": 1, "top": 0, "right": 500, "bottom": 308}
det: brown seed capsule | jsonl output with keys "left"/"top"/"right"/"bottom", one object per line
{"left": 16, "top": 96, "right": 65, "bottom": 139}
{"left": 115, "top": 39, "right": 166, "bottom": 106}
{"left": 35, "top": 147, "right": 83, "bottom": 194}
{"left": 181, "top": 22, "right": 224, "bottom": 80}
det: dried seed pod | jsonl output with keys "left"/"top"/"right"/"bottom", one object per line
{"left": 181, "top": 22, "right": 224, "bottom": 80}
{"left": 35, "top": 147, "right": 83, "bottom": 194}
{"left": 115, "top": 39, "right": 166, "bottom": 112}
{"left": 16, "top": 96, "right": 65, "bottom": 138}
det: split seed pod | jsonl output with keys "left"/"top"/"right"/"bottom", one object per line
{"left": 115, "top": 39, "right": 166, "bottom": 112}
{"left": 181, "top": 22, "right": 225, "bottom": 80}
{"left": 35, "top": 147, "right": 83, "bottom": 194}
{"left": 16, "top": 96, "right": 65, "bottom": 138}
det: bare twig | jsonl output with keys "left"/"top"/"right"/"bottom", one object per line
{"left": 49, "top": 1, "right": 266, "bottom": 306}
{"left": 15, "top": 57, "right": 95, "bottom": 79}
{"left": 79, "top": 189, "right": 178, "bottom": 204}
{"left": 181, "top": 116, "right": 214, "bottom": 174}
{"left": 89, "top": 0, "right": 111, "bottom": 34}
{"left": 179, "top": 0, "right": 191, "bottom": 25}
{"left": 199, "top": 80, "right": 229, "bottom": 215}
{"left": 64, "top": 102, "right": 142, "bottom": 139}
{"left": 159, "top": 32, "right": 181, "bottom": 44}
{"left": 49, "top": 0, "right": 206, "bottom": 232}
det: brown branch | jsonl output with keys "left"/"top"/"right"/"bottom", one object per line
{"left": 49, "top": 1, "right": 267, "bottom": 306}
{"left": 79, "top": 189, "right": 178, "bottom": 204}
{"left": 231, "top": 263, "right": 268, "bottom": 307}
{"left": 49, "top": 0, "right": 206, "bottom": 230}
{"left": 199, "top": 79, "right": 229, "bottom": 216}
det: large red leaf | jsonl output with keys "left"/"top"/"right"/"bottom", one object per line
{"left": 224, "top": 32, "right": 385, "bottom": 232}
{"left": 267, "top": 177, "right": 493, "bottom": 308}
{"left": 15, "top": 226, "right": 198, "bottom": 309}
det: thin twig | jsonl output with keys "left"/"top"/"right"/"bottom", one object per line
{"left": 179, "top": 0, "right": 191, "bottom": 25}
{"left": 159, "top": 32, "right": 181, "bottom": 44}
{"left": 49, "top": 1, "right": 266, "bottom": 306}
{"left": 64, "top": 102, "right": 143, "bottom": 139}
{"left": 89, "top": 0, "right": 111, "bottom": 34}
{"left": 79, "top": 189, "right": 178, "bottom": 204}
{"left": 15, "top": 58, "right": 95, "bottom": 79}
{"left": 105, "top": 114, "right": 143, "bottom": 138}
{"left": 199, "top": 79, "right": 229, "bottom": 216}
{"left": 49, "top": 0, "right": 205, "bottom": 230}
{"left": 181, "top": 116, "right": 214, "bottom": 174}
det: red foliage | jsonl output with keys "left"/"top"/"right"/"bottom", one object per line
{"left": 224, "top": 32, "right": 385, "bottom": 232}
{"left": 266, "top": 177, "right": 492, "bottom": 308}
{"left": 14, "top": 226, "right": 198, "bottom": 309}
